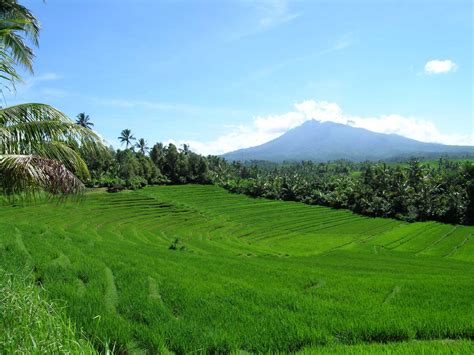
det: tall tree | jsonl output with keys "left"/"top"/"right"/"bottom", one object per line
{"left": 164, "top": 143, "right": 179, "bottom": 183}
{"left": 180, "top": 143, "right": 190, "bottom": 155}
{"left": 150, "top": 142, "right": 165, "bottom": 168}
{"left": 136, "top": 138, "right": 149, "bottom": 155}
{"left": 118, "top": 129, "right": 135, "bottom": 149}
{"left": 76, "top": 112, "right": 93, "bottom": 129}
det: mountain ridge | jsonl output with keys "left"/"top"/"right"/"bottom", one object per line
{"left": 222, "top": 120, "right": 474, "bottom": 162}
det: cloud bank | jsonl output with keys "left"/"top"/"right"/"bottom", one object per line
{"left": 168, "top": 100, "right": 473, "bottom": 156}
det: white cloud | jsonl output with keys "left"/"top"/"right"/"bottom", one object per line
{"left": 424, "top": 59, "right": 457, "bottom": 74}
{"left": 170, "top": 100, "right": 473, "bottom": 156}
{"left": 165, "top": 124, "right": 279, "bottom": 157}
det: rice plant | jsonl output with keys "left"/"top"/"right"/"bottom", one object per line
{"left": 0, "top": 185, "right": 472, "bottom": 353}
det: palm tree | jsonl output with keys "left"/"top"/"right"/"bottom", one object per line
{"left": 118, "top": 129, "right": 135, "bottom": 149}
{"left": 0, "top": 1, "right": 40, "bottom": 90}
{"left": 136, "top": 138, "right": 149, "bottom": 155}
{"left": 76, "top": 112, "right": 93, "bottom": 129}
{"left": 0, "top": 1, "right": 105, "bottom": 197}
{"left": 0, "top": 103, "right": 104, "bottom": 196}
{"left": 180, "top": 143, "right": 190, "bottom": 155}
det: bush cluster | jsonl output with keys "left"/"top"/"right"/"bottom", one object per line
{"left": 82, "top": 143, "right": 210, "bottom": 191}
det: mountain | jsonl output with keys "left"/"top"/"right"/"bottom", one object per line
{"left": 222, "top": 120, "right": 474, "bottom": 162}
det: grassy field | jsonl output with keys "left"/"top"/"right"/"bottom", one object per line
{"left": 0, "top": 185, "right": 473, "bottom": 353}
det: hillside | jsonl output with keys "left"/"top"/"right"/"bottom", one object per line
{"left": 222, "top": 120, "right": 474, "bottom": 162}
{"left": 1, "top": 185, "right": 473, "bottom": 353}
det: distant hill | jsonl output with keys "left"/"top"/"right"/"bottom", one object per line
{"left": 222, "top": 120, "right": 474, "bottom": 162}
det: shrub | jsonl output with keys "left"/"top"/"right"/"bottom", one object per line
{"left": 126, "top": 176, "right": 148, "bottom": 190}
{"left": 168, "top": 237, "right": 186, "bottom": 251}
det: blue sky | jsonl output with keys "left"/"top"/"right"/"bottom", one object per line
{"left": 10, "top": 0, "right": 473, "bottom": 154}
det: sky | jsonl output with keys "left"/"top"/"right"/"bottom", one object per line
{"left": 8, "top": 0, "right": 474, "bottom": 154}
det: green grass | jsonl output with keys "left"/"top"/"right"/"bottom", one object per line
{"left": 0, "top": 270, "right": 95, "bottom": 353}
{"left": 0, "top": 185, "right": 473, "bottom": 353}
{"left": 299, "top": 339, "right": 474, "bottom": 354}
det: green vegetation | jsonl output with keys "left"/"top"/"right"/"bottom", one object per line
{"left": 211, "top": 158, "right": 474, "bottom": 225}
{"left": 0, "top": 1, "right": 105, "bottom": 197}
{"left": 0, "top": 270, "right": 95, "bottom": 353}
{"left": 84, "top": 137, "right": 474, "bottom": 226}
{"left": 1, "top": 185, "right": 473, "bottom": 353}
{"left": 76, "top": 112, "right": 94, "bottom": 129}
{"left": 299, "top": 340, "right": 474, "bottom": 354}
{"left": 0, "top": 104, "right": 104, "bottom": 196}
{"left": 0, "top": 2, "right": 472, "bottom": 354}
{"left": 83, "top": 141, "right": 210, "bottom": 189}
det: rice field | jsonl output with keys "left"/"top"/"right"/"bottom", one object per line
{"left": 0, "top": 185, "right": 473, "bottom": 353}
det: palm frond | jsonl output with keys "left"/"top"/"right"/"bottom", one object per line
{"left": 0, "top": 45, "right": 21, "bottom": 88}
{"left": 0, "top": 103, "right": 107, "bottom": 197}
{"left": 0, "top": 1, "right": 40, "bottom": 43}
{"left": 0, "top": 154, "right": 84, "bottom": 196}
{"left": 33, "top": 141, "right": 90, "bottom": 180}
{"left": 1, "top": 30, "right": 33, "bottom": 72}
{"left": 0, "top": 1, "right": 40, "bottom": 86}
{"left": 0, "top": 103, "right": 106, "bottom": 156}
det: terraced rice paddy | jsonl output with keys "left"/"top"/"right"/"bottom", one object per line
{"left": 0, "top": 185, "right": 473, "bottom": 353}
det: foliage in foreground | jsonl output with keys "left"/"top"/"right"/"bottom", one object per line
{"left": 0, "top": 1, "right": 106, "bottom": 198}
{"left": 0, "top": 104, "right": 105, "bottom": 197}
{"left": 0, "top": 270, "right": 95, "bottom": 354}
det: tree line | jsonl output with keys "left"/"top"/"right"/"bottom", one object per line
{"left": 209, "top": 158, "right": 474, "bottom": 225}
{"left": 83, "top": 132, "right": 210, "bottom": 191}
{"left": 83, "top": 125, "right": 474, "bottom": 226}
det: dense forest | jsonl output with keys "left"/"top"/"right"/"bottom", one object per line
{"left": 83, "top": 138, "right": 473, "bottom": 226}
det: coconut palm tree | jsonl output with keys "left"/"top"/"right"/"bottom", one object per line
{"left": 0, "top": 1, "right": 105, "bottom": 197}
{"left": 0, "top": 103, "right": 104, "bottom": 196}
{"left": 180, "top": 143, "right": 190, "bottom": 155}
{"left": 76, "top": 112, "right": 93, "bottom": 129}
{"left": 118, "top": 129, "right": 135, "bottom": 149}
{"left": 0, "top": 0, "right": 40, "bottom": 91}
{"left": 136, "top": 138, "right": 149, "bottom": 155}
